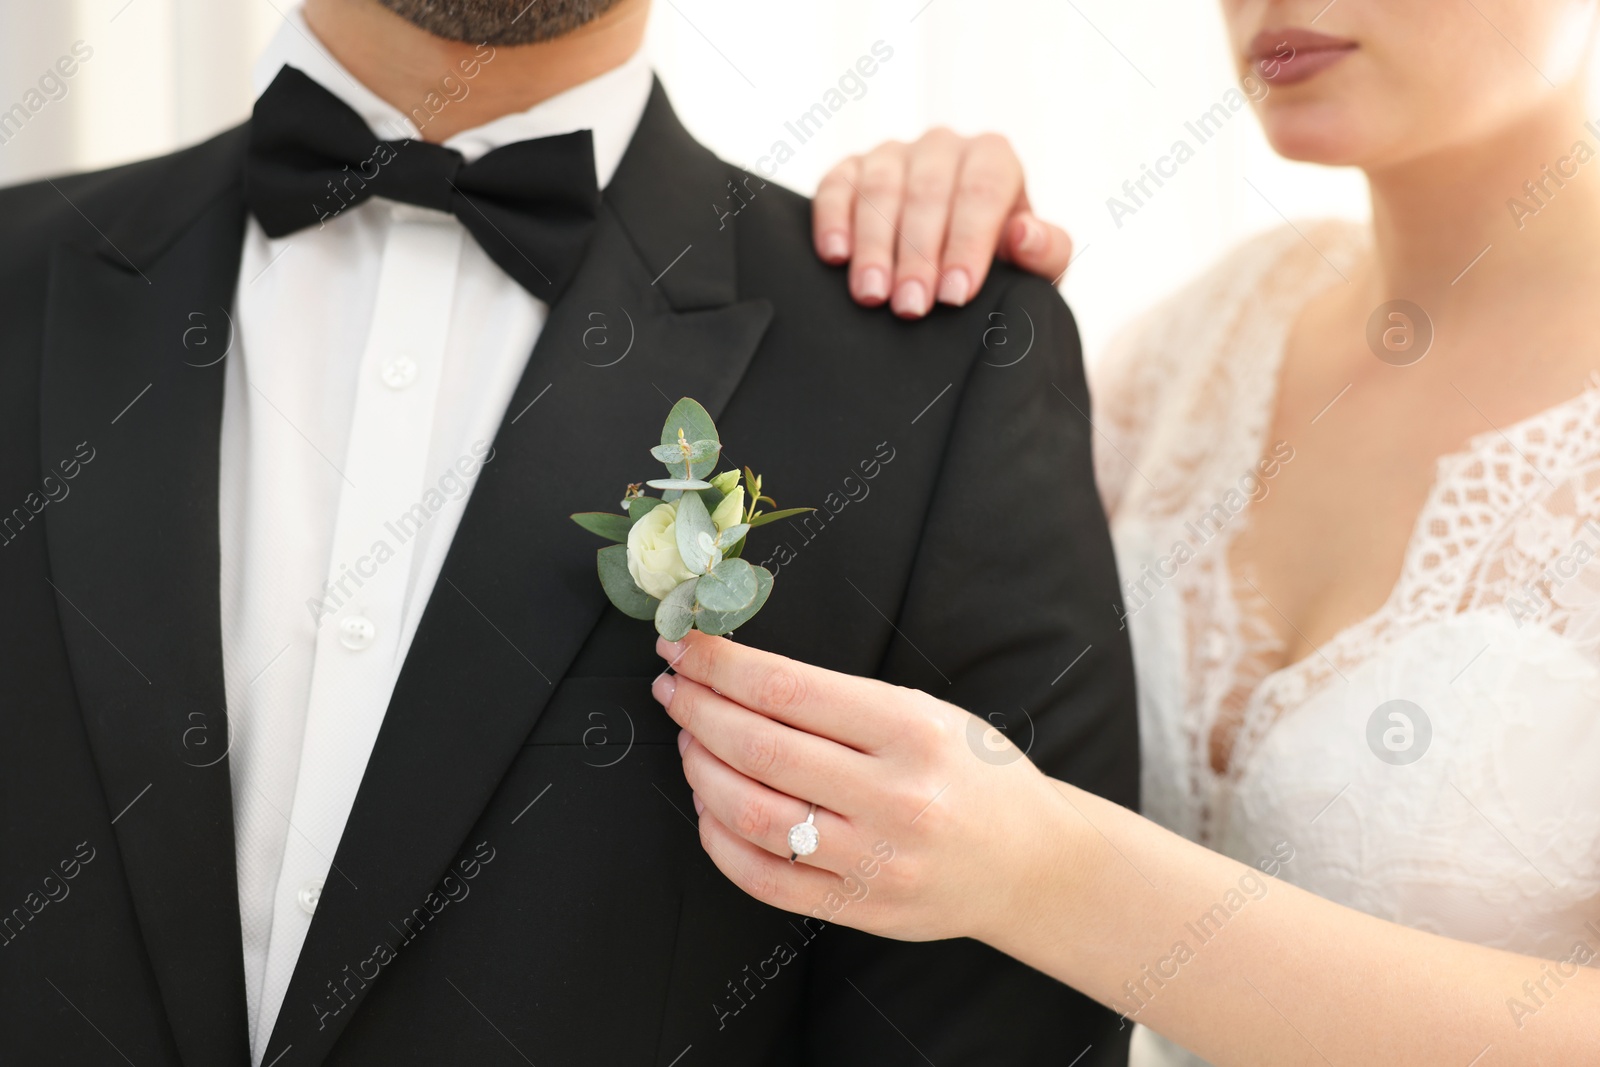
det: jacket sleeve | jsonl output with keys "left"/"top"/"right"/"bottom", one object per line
{"left": 801, "top": 274, "right": 1141, "bottom": 1066}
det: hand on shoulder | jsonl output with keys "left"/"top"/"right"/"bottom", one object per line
{"left": 812, "top": 128, "right": 1074, "bottom": 318}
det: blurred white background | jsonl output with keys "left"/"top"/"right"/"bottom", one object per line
{"left": 0, "top": 0, "right": 1373, "bottom": 358}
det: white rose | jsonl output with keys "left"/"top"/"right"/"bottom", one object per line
{"left": 626, "top": 503, "right": 696, "bottom": 600}
{"left": 626, "top": 491, "right": 748, "bottom": 600}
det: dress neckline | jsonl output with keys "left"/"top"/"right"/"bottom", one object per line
{"left": 1203, "top": 229, "right": 1600, "bottom": 782}
{"left": 1226, "top": 380, "right": 1600, "bottom": 718}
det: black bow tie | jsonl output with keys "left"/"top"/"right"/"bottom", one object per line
{"left": 244, "top": 65, "right": 600, "bottom": 301}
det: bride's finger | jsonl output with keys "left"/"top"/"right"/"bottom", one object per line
{"left": 1000, "top": 210, "right": 1075, "bottom": 284}
{"left": 889, "top": 127, "right": 965, "bottom": 318}
{"left": 813, "top": 155, "right": 860, "bottom": 265}
{"left": 696, "top": 810, "right": 849, "bottom": 920}
{"left": 937, "top": 132, "right": 1026, "bottom": 303}
{"left": 681, "top": 732, "right": 861, "bottom": 874}
{"left": 653, "top": 672, "right": 874, "bottom": 815}
{"left": 657, "top": 631, "right": 901, "bottom": 753}
{"left": 848, "top": 140, "right": 908, "bottom": 306}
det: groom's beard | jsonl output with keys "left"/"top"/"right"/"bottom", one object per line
{"left": 377, "top": 0, "right": 627, "bottom": 45}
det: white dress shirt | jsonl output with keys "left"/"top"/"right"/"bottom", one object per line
{"left": 219, "top": 10, "right": 652, "bottom": 1060}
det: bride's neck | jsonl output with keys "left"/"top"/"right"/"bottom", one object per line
{"left": 1358, "top": 86, "right": 1600, "bottom": 314}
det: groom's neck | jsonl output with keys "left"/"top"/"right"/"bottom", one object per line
{"left": 301, "top": 0, "right": 649, "bottom": 143}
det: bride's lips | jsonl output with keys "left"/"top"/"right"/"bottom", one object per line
{"left": 1249, "top": 27, "right": 1357, "bottom": 86}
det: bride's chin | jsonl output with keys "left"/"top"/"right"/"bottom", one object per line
{"left": 1257, "top": 105, "right": 1375, "bottom": 167}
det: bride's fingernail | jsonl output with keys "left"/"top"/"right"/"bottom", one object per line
{"left": 678, "top": 729, "right": 690, "bottom": 755}
{"left": 892, "top": 279, "right": 929, "bottom": 318}
{"left": 656, "top": 637, "right": 686, "bottom": 661}
{"left": 652, "top": 672, "right": 677, "bottom": 706}
{"left": 937, "top": 268, "right": 971, "bottom": 306}
{"left": 692, "top": 792, "right": 705, "bottom": 815}
{"left": 1016, "top": 216, "right": 1043, "bottom": 253}
{"left": 857, "top": 267, "right": 889, "bottom": 302}
{"left": 821, "top": 231, "right": 849, "bottom": 262}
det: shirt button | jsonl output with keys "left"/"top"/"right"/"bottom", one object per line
{"left": 381, "top": 355, "right": 419, "bottom": 390}
{"left": 339, "top": 615, "right": 376, "bottom": 650}
{"left": 297, "top": 879, "right": 323, "bottom": 915}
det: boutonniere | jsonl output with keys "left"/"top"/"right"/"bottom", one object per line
{"left": 571, "top": 398, "right": 811, "bottom": 640}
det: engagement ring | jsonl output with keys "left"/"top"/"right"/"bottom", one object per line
{"left": 788, "top": 804, "right": 819, "bottom": 863}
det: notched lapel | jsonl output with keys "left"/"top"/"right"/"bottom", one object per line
{"left": 265, "top": 212, "right": 772, "bottom": 1064}
{"left": 40, "top": 193, "right": 252, "bottom": 1067}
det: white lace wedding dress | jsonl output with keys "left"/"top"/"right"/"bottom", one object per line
{"left": 1093, "top": 221, "right": 1600, "bottom": 1067}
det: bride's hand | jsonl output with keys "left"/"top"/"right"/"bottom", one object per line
{"left": 652, "top": 631, "right": 1071, "bottom": 943}
{"left": 813, "top": 128, "right": 1074, "bottom": 318}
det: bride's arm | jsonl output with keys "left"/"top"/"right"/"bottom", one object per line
{"left": 812, "top": 129, "right": 1074, "bottom": 315}
{"left": 1003, "top": 784, "right": 1595, "bottom": 1066}
{"left": 652, "top": 631, "right": 1599, "bottom": 1067}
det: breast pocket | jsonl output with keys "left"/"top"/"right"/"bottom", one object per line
{"left": 520, "top": 675, "right": 679, "bottom": 756}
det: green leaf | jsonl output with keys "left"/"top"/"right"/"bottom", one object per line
{"left": 675, "top": 490, "right": 717, "bottom": 574}
{"left": 697, "top": 565, "right": 774, "bottom": 636}
{"left": 626, "top": 496, "right": 667, "bottom": 526}
{"left": 597, "top": 545, "right": 658, "bottom": 620}
{"left": 655, "top": 578, "right": 699, "bottom": 640}
{"left": 571, "top": 512, "right": 633, "bottom": 543}
{"left": 649, "top": 438, "right": 721, "bottom": 468}
{"left": 695, "top": 531, "right": 722, "bottom": 569}
{"left": 748, "top": 507, "right": 815, "bottom": 529}
{"left": 661, "top": 398, "right": 720, "bottom": 480}
{"left": 712, "top": 518, "right": 750, "bottom": 560}
{"left": 696, "top": 558, "right": 758, "bottom": 612}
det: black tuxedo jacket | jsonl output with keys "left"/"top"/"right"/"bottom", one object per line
{"left": 0, "top": 81, "right": 1137, "bottom": 1066}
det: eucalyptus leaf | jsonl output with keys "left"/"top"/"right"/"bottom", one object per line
{"left": 697, "top": 565, "right": 774, "bottom": 636}
{"left": 626, "top": 496, "right": 666, "bottom": 526}
{"left": 654, "top": 578, "right": 699, "bottom": 641}
{"left": 660, "top": 398, "right": 720, "bottom": 480}
{"left": 695, "top": 531, "right": 724, "bottom": 573}
{"left": 675, "top": 490, "right": 717, "bottom": 574}
{"left": 570, "top": 512, "right": 633, "bottom": 543}
{"left": 649, "top": 442, "right": 684, "bottom": 464}
{"left": 646, "top": 478, "right": 713, "bottom": 491}
{"left": 686, "top": 439, "right": 721, "bottom": 461}
{"left": 748, "top": 507, "right": 815, "bottom": 529}
{"left": 597, "top": 545, "right": 658, "bottom": 621}
{"left": 648, "top": 439, "right": 721, "bottom": 467}
{"left": 696, "top": 558, "right": 758, "bottom": 612}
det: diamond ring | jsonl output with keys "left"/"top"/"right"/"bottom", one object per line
{"left": 787, "top": 804, "right": 819, "bottom": 863}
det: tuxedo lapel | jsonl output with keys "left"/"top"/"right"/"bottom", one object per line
{"left": 264, "top": 83, "right": 773, "bottom": 1065}
{"left": 39, "top": 134, "right": 253, "bottom": 1067}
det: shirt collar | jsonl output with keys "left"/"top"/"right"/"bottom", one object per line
{"left": 251, "top": 4, "right": 652, "bottom": 187}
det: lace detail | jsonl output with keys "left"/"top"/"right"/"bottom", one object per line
{"left": 1096, "top": 221, "right": 1352, "bottom": 844}
{"left": 1096, "top": 222, "right": 1600, "bottom": 1006}
{"left": 1234, "top": 383, "right": 1600, "bottom": 772}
